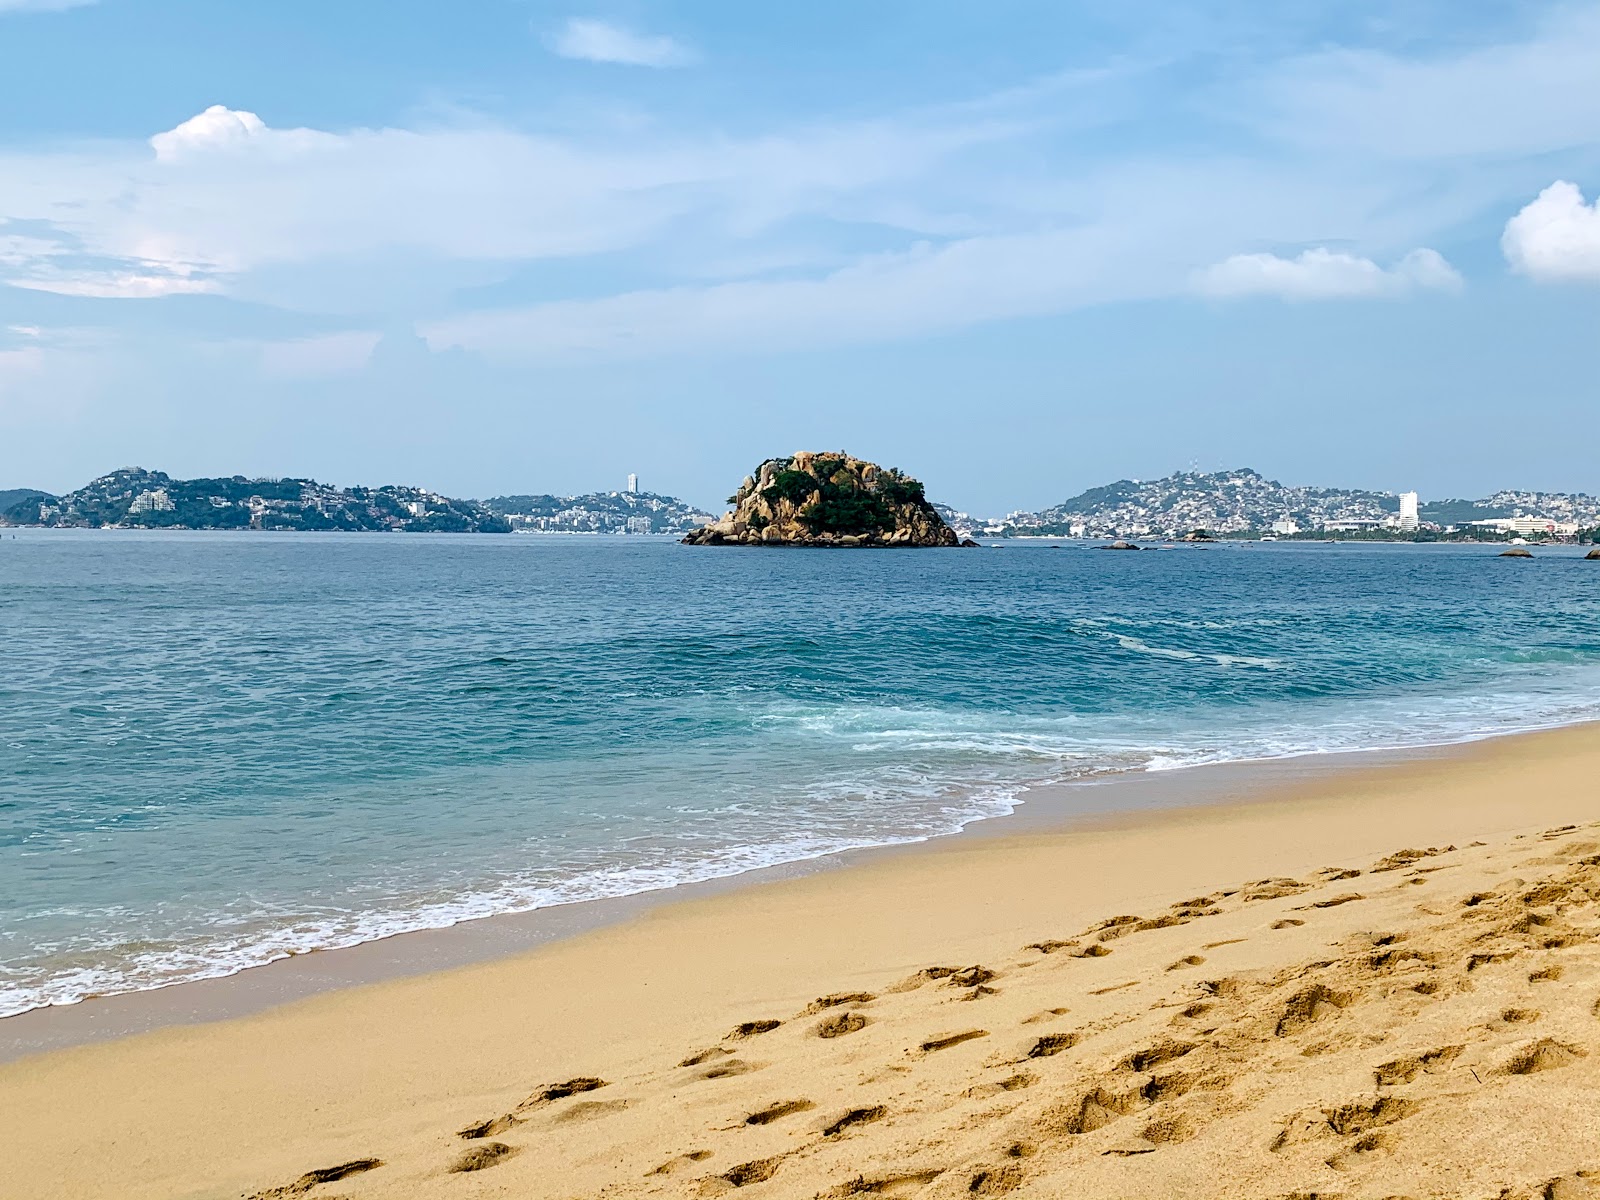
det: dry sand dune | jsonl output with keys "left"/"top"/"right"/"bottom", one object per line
{"left": 7, "top": 728, "right": 1600, "bottom": 1200}
{"left": 246, "top": 826, "right": 1600, "bottom": 1200}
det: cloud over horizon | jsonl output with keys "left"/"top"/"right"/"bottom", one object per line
{"left": 1502, "top": 180, "right": 1600, "bottom": 281}
{"left": 1194, "top": 247, "right": 1463, "bottom": 300}
{"left": 546, "top": 18, "right": 696, "bottom": 67}
{"left": 1, "top": 5, "right": 1598, "bottom": 365}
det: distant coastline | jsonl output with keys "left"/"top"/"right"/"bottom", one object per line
{"left": 0, "top": 467, "right": 713, "bottom": 536}
{"left": 7, "top": 463, "right": 1598, "bottom": 543}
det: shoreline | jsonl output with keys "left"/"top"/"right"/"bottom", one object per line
{"left": 1, "top": 723, "right": 1590, "bottom": 1063}
{"left": 0, "top": 733, "right": 1521, "bottom": 1062}
{"left": 7, "top": 721, "right": 1600, "bottom": 1199}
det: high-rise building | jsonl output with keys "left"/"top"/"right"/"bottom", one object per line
{"left": 1398, "top": 491, "right": 1420, "bottom": 531}
{"left": 626, "top": 473, "right": 639, "bottom": 494}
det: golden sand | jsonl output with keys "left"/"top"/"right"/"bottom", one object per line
{"left": 6, "top": 726, "right": 1600, "bottom": 1200}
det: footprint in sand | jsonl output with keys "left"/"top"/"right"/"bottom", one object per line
{"left": 457, "top": 1113, "right": 518, "bottom": 1140}
{"left": 518, "top": 1077, "right": 607, "bottom": 1110}
{"left": 1501, "top": 1038, "right": 1586, "bottom": 1075}
{"left": 919, "top": 1029, "right": 989, "bottom": 1053}
{"left": 450, "top": 1142, "right": 518, "bottom": 1173}
{"left": 1373, "top": 1045, "right": 1462, "bottom": 1085}
{"left": 803, "top": 992, "right": 876, "bottom": 1015}
{"left": 247, "top": 1159, "right": 383, "bottom": 1200}
{"left": 745, "top": 1099, "right": 815, "bottom": 1126}
{"left": 717, "top": 1155, "right": 786, "bottom": 1189}
{"left": 1165, "top": 955, "right": 1205, "bottom": 971}
{"left": 1026, "top": 1032, "right": 1078, "bottom": 1058}
{"left": 1274, "top": 984, "right": 1355, "bottom": 1037}
{"left": 703, "top": 1059, "right": 759, "bottom": 1079}
{"left": 816, "top": 1012, "right": 869, "bottom": 1039}
{"left": 821, "top": 1105, "right": 886, "bottom": 1137}
{"left": 554, "top": 1099, "right": 630, "bottom": 1123}
{"left": 649, "top": 1150, "right": 712, "bottom": 1176}
{"left": 823, "top": 1169, "right": 944, "bottom": 1197}
{"left": 1022, "top": 1007, "right": 1069, "bottom": 1024}
{"left": 963, "top": 1073, "right": 1035, "bottom": 1098}
{"left": 967, "top": 1165, "right": 1024, "bottom": 1195}
{"left": 728, "top": 1019, "right": 781, "bottom": 1039}
{"left": 681, "top": 1047, "right": 733, "bottom": 1067}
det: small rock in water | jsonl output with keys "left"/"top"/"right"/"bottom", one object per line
{"left": 1499, "top": 547, "right": 1534, "bottom": 558}
{"left": 681, "top": 451, "right": 965, "bottom": 548}
{"left": 1098, "top": 540, "right": 1140, "bottom": 551}
{"left": 1586, "top": 547, "right": 1600, "bottom": 560}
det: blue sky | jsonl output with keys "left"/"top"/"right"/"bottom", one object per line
{"left": 1, "top": 0, "right": 1598, "bottom": 514}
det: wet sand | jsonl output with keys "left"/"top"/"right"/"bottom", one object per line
{"left": 5, "top": 724, "right": 1600, "bottom": 1200}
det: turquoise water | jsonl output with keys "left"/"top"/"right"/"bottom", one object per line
{"left": 3, "top": 532, "right": 1599, "bottom": 1016}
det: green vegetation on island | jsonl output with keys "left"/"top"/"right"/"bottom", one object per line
{"left": 685, "top": 451, "right": 965, "bottom": 547}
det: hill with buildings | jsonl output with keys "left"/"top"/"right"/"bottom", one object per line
{"left": 0, "top": 468, "right": 512, "bottom": 533}
{"left": 480, "top": 489, "right": 713, "bottom": 534}
{"left": 975, "top": 469, "right": 1600, "bottom": 540}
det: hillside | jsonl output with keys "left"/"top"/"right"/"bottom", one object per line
{"left": 1, "top": 469, "right": 511, "bottom": 533}
{"left": 0, "top": 488, "right": 47, "bottom": 513}
{"left": 984, "top": 469, "right": 1600, "bottom": 538}
{"left": 481, "top": 491, "right": 713, "bottom": 535}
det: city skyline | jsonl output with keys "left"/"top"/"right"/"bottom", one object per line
{"left": 1, "top": 2, "right": 1597, "bottom": 514}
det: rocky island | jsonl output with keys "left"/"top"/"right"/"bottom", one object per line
{"left": 682, "top": 452, "right": 971, "bottom": 547}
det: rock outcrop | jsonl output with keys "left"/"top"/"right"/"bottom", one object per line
{"left": 1500, "top": 547, "right": 1534, "bottom": 558}
{"left": 681, "top": 452, "right": 964, "bottom": 548}
{"left": 1586, "top": 548, "right": 1600, "bottom": 560}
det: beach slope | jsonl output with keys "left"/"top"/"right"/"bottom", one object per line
{"left": 6, "top": 727, "right": 1600, "bottom": 1199}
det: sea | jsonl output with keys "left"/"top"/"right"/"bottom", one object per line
{"left": 2, "top": 531, "right": 1598, "bottom": 1018}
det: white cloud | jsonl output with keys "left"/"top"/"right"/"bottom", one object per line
{"left": 1502, "top": 180, "right": 1600, "bottom": 282}
{"left": 150, "top": 105, "right": 267, "bottom": 161}
{"left": 1241, "top": 7, "right": 1600, "bottom": 161}
{"left": 1194, "top": 247, "right": 1463, "bottom": 300}
{"left": 420, "top": 224, "right": 1177, "bottom": 361}
{"left": 0, "top": 103, "right": 1011, "bottom": 301}
{"left": 547, "top": 18, "right": 696, "bottom": 67}
{"left": 10, "top": 267, "right": 219, "bottom": 299}
{"left": 148, "top": 105, "right": 338, "bottom": 162}
{"left": 5, "top": 6, "right": 1600, "bottom": 362}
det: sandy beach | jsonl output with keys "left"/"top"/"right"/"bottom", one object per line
{"left": 6, "top": 724, "right": 1600, "bottom": 1200}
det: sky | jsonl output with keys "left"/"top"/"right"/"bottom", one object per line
{"left": 1, "top": 0, "right": 1598, "bottom": 515}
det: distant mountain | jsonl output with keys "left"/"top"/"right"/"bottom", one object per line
{"left": 0, "top": 488, "right": 47, "bottom": 513}
{"left": 482, "top": 491, "right": 714, "bottom": 534}
{"left": 981, "top": 469, "right": 1600, "bottom": 538}
{"left": 1, "top": 468, "right": 511, "bottom": 533}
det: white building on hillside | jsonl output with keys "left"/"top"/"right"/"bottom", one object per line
{"left": 627, "top": 473, "right": 639, "bottom": 494}
{"left": 1398, "top": 491, "right": 1420, "bottom": 531}
{"left": 128, "top": 488, "right": 175, "bottom": 514}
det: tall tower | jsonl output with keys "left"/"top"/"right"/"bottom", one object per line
{"left": 627, "top": 473, "right": 639, "bottom": 494}
{"left": 1398, "top": 491, "right": 1419, "bottom": 531}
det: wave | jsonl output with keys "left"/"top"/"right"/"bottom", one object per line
{"left": 8, "top": 667, "right": 1600, "bottom": 1020}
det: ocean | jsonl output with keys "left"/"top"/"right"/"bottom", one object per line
{"left": 2, "top": 531, "right": 1598, "bottom": 1018}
